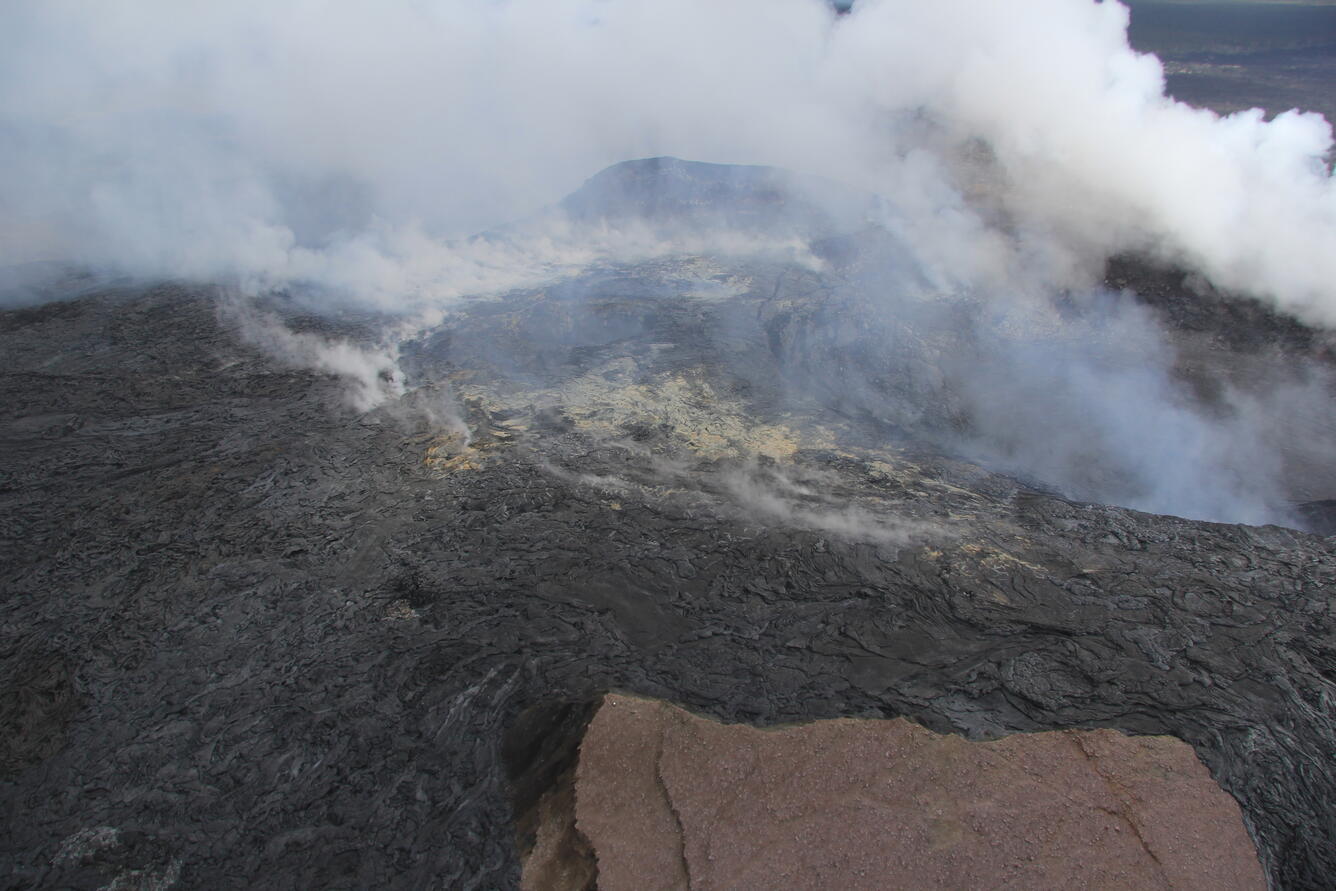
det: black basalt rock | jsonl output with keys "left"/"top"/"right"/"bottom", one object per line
{"left": 0, "top": 279, "right": 1334, "bottom": 890}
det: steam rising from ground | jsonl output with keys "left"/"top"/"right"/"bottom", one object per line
{"left": 721, "top": 462, "right": 937, "bottom": 548}
{"left": 221, "top": 299, "right": 407, "bottom": 411}
{"left": 3, "top": 0, "right": 1336, "bottom": 527}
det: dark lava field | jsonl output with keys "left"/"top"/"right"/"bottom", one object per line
{"left": 3, "top": 153, "right": 1336, "bottom": 889}
{"left": 1127, "top": 1, "right": 1336, "bottom": 129}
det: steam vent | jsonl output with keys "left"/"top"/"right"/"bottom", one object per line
{"left": 5, "top": 2, "right": 1336, "bottom": 889}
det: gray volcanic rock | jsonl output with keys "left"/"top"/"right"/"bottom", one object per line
{"left": 535, "top": 692, "right": 1265, "bottom": 890}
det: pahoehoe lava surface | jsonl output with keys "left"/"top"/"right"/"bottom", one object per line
{"left": 2, "top": 258, "right": 1335, "bottom": 889}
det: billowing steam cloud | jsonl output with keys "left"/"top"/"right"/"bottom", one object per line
{"left": 2, "top": 0, "right": 1334, "bottom": 526}
{"left": 2, "top": 0, "right": 1333, "bottom": 316}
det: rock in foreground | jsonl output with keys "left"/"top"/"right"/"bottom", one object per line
{"left": 522, "top": 693, "right": 1265, "bottom": 890}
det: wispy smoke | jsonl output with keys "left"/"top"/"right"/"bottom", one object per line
{"left": 764, "top": 224, "right": 1336, "bottom": 525}
{"left": 721, "top": 461, "right": 939, "bottom": 548}
{"left": 221, "top": 299, "right": 406, "bottom": 411}
{"left": 940, "top": 297, "right": 1316, "bottom": 525}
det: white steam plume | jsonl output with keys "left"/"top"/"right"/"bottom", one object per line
{"left": 2, "top": 0, "right": 1334, "bottom": 322}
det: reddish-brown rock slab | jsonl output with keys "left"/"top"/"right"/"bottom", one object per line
{"left": 539, "top": 693, "right": 1265, "bottom": 891}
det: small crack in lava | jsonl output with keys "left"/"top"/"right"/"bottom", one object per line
{"left": 1071, "top": 733, "right": 1172, "bottom": 886}
{"left": 653, "top": 709, "right": 695, "bottom": 891}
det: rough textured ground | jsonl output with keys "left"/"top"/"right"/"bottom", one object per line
{"left": 1126, "top": 1, "right": 1336, "bottom": 129}
{"left": 545, "top": 692, "right": 1265, "bottom": 890}
{"left": 1, "top": 262, "right": 1334, "bottom": 889}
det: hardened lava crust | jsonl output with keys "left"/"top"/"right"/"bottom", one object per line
{"left": 1, "top": 270, "right": 1334, "bottom": 889}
